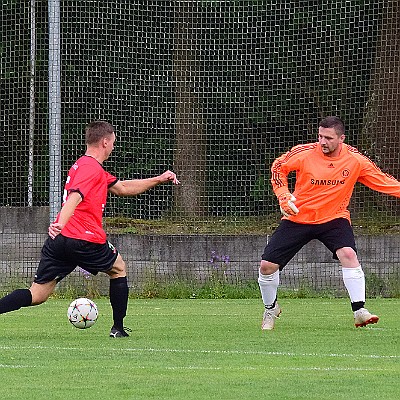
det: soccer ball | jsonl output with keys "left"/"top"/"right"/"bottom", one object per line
{"left": 67, "top": 298, "right": 98, "bottom": 329}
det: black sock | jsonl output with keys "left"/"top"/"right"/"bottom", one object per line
{"left": 109, "top": 277, "right": 129, "bottom": 330}
{"left": 0, "top": 289, "right": 32, "bottom": 314}
{"left": 351, "top": 301, "right": 365, "bottom": 312}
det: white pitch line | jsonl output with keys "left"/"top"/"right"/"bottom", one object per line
{"left": 73, "top": 364, "right": 387, "bottom": 372}
{"left": 113, "top": 347, "right": 400, "bottom": 360}
{"left": 0, "top": 364, "right": 33, "bottom": 368}
{"left": 1, "top": 345, "right": 399, "bottom": 360}
{"left": 164, "top": 366, "right": 386, "bottom": 372}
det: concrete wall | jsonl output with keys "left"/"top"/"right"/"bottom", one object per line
{"left": 1, "top": 207, "right": 399, "bottom": 295}
{"left": 0, "top": 207, "right": 50, "bottom": 234}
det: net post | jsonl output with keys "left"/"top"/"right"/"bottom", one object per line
{"left": 28, "top": 0, "right": 36, "bottom": 208}
{"left": 48, "top": 0, "right": 62, "bottom": 222}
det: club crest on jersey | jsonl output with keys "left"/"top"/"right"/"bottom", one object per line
{"left": 342, "top": 169, "right": 350, "bottom": 177}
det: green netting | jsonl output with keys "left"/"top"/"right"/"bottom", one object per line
{"left": 1, "top": 0, "right": 399, "bottom": 295}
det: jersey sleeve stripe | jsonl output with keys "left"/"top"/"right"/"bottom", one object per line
{"left": 108, "top": 178, "right": 119, "bottom": 188}
{"left": 271, "top": 143, "right": 317, "bottom": 188}
{"left": 68, "top": 189, "right": 84, "bottom": 200}
{"left": 347, "top": 146, "right": 398, "bottom": 180}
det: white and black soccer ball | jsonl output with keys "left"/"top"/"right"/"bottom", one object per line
{"left": 67, "top": 297, "right": 98, "bottom": 329}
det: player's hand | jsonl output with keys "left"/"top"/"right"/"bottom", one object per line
{"left": 160, "top": 170, "right": 180, "bottom": 185}
{"left": 48, "top": 222, "right": 63, "bottom": 240}
{"left": 277, "top": 192, "right": 299, "bottom": 217}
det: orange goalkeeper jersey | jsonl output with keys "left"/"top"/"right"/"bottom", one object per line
{"left": 271, "top": 142, "right": 400, "bottom": 224}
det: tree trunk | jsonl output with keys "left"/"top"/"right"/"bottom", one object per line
{"left": 172, "top": 1, "right": 208, "bottom": 217}
{"left": 362, "top": 1, "right": 400, "bottom": 211}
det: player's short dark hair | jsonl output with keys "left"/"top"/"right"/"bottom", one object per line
{"left": 319, "top": 116, "right": 345, "bottom": 136}
{"left": 85, "top": 121, "right": 115, "bottom": 145}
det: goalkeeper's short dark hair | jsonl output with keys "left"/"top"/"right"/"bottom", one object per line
{"left": 319, "top": 116, "right": 345, "bottom": 136}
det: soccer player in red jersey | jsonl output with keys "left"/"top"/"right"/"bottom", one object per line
{"left": 259, "top": 116, "right": 400, "bottom": 330}
{"left": 0, "top": 121, "right": 180, "bottom": 337}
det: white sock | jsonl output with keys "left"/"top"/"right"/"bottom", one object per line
{"left": 258, "top": 270, "right": 279, "bottom": 307}
{"left": 342, "top": 266, "right": 365, "bottom": 303}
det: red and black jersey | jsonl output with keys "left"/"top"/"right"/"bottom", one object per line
{"left": 55, "top": 155, "right": 118, "bottom": 244}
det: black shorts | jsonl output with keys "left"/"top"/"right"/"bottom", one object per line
{"left": 261, "top": 218, "right": 356, "bottom": 269}
{"left": 34, "top": 234, "right": 119, "bottom": 283}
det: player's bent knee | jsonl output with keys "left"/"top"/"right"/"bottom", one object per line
{"left": 336, "top": 247, "right": 359, "bottom": 266}
{"left": 106, "top": 254, "right": 127, "bottom": 278}
{"left": 260, "top": 260, "right": 279, "bottom": 275}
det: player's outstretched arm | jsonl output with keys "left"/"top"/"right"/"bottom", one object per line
{"left": 109, "top": 170, "right": 180, "bottom": 197}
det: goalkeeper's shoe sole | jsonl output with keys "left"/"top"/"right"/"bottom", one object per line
{"left": 109, "top": 326, "right": 132, "bottom": 338}
{"left": 354, "top": 308, "right": 379, "bottom": 328}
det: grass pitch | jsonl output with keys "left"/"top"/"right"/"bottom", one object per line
{"left": 1, "top": 298, "right": 399, "bottom": 400}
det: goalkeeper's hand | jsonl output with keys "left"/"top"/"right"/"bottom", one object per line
{"left": 277, "top": 192, "right": 299, "bottom": 217}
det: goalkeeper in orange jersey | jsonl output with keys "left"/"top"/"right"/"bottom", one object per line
{"left": 258, "top": 116, "right": 400, "bottom": 330}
